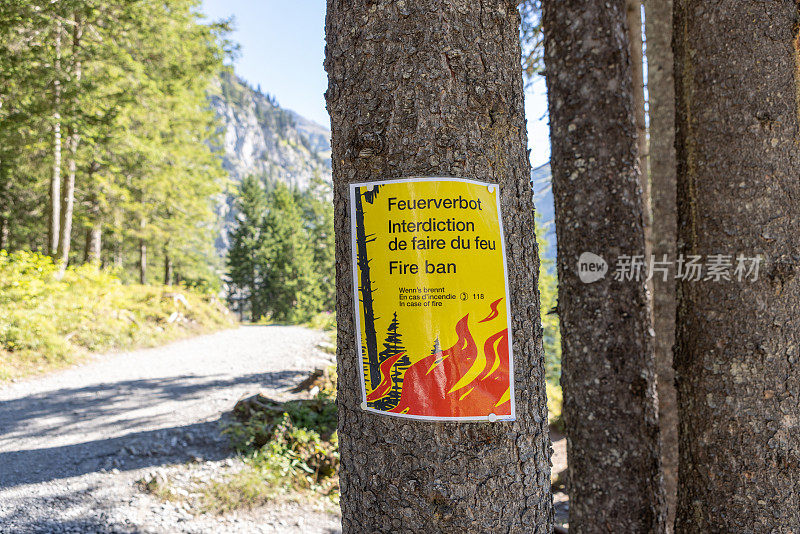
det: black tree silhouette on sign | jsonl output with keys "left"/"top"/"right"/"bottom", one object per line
{"left": 372, "top": 312, "right": 411, "bottom": 411}
{"left": 355, "top": 185, "right": 381, "bottom": 389}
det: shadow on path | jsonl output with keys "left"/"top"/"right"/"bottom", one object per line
{"left": 0, "top": 419, "right": 233, "bottom": 488}
{"left": 0, "top": 369, "right": 307, "bottom": 489}
{"left": 3, "top": 519, "right": 141, "bottom": 534}
{"left": 0, "top": 370, "right": 306, "bottom": 440}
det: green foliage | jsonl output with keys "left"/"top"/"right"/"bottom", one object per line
{"left": 535, "top": 217, "right": 563, "bottom": 428}
{"left": 547, "top": 381, "right": 564, "bottom": 431}
{"left": 0, "top": 0, "right": 229, "bottom": 285}
{"left": 260, "top": 183, "right": 320, "bottom": 322}
{"left": 0, "top": 250, "right": 234, "bottom": 381}
{"left": 306, "top": 311, "right": 337, "bottom": 333}
{"left": 298, "top": 175, "right": 336, "bottom": 311}
{"left": 190, "top": 371, "right": 340, "bottom": 514}
{"left": 227, "top": 396, "right": 338, "bottom": 455}
{"left": 227, "top": 177, "right": 333, "bottom": 323}
{"left": 226, "top": 175, "right": 270, "bottom": 318}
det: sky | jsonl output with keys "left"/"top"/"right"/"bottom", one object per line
{"left": 200, "top": 0, "right": 551, "bottom": 168}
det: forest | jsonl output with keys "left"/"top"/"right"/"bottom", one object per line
{"left": 0, "top": 0, "right": 231, "bottom": 286}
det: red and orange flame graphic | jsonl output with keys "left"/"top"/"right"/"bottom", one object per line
{"left": 365, "top": 351, "right": 406, "bottom": 402}
{"left": 478, "top": 298, "right": 503, "bottom": 323}
{"left": 366, "top": 298, "right": 511, "bottom": 418}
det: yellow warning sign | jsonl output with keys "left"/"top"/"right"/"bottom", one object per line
{"left": 349, "top": 177, "right": 515, "bottom": 421}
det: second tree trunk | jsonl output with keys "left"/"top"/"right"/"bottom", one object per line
{"left": 543, "top": 0, "right": 665, "bottom": 531}
{"left": 645, "top": 0, "right": 678, "bottom": 528}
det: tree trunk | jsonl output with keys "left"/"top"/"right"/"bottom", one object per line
{"left": 49, "top": 20, "right": 62, "bottom": 256}
{"left": 644, "top": 0, "right": 677, "bottom": 529}
{"left": 84, "top": 161, "right": 102, "bottom": 265}
{"left": 83, "top": 228, "right": 90, "bottom": 262}
{"left": 113, "top": 211, "right": 124, "bottom": 269}
{"left": 163, "top": 251, "right": 173, "bottom": 286}
{"left": 353, "top": 188, "right": 379, "bottom": 386}
{"left": 57, "top": 130, "right": 76, "bottom": 271}
{"left": 542, "top": 0, "right": 665, "bottom": 531}
{"left": 626, "top": 0, "right": 651, "bottom": 252}
{"left": 0, "top": 216, "right": 8, "bottom": 250}
{"left": 57, "top": 15, "right": 83, "bottom": 273}
{"left": 139, "top": 239, "right": 147, "bottom": 284}
{"left": 673, "top": 1, "right": 800, "bottom": 530}
{"left": 84, "top": 222, "right": 101, "bottom": 264}
{"left": 114, "top": 245, "right": 123, "bottom": 269}
{"left": 325, "top": 1, "right": 553, "bottom": 531}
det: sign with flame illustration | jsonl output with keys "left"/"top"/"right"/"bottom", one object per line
{"left": 349, "top": 177, "right": 515, "bottom": 421}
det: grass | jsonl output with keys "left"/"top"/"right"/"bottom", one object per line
{"left": 0, "top": 250, "right": 235, "bottom": 382}
{"left": 208, "top": 368, "right": 339, "bottom": 512}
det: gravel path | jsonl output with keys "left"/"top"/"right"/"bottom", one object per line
{"left": 0, "top": 326, "right": 341, "bottom": 534}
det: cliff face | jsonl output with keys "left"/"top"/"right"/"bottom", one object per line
{"left": 209, "top": 73, "right": 331, "bottom": 249}
{"left": 210, "top": 72, "right": 331, "bottom": 188}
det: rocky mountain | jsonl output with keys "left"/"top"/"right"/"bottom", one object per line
{"left": 209, "top": 72, "right": 332, "bottom": 249}
{"left": 207, "top": 72, "right": 556, "bottom": 262}
{"left": 210, "top": 72, "right": 331, "bottom": 188}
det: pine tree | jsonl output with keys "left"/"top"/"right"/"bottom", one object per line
{"left": 542, "top": 0, "right": 666, "bottom": 530}
{"left": 372, "top": 312, "right": 410, "bottom": 411}
{"left": 673, "top": 1, "right": 800, "bottom": 529}
{"left": 326, "top": 0, "right": 552, "bottom": 529}
{"left": 260, "top": 183, "right": 320, "bottom": 323}
{"left": 297, "top": 174, "right": 336, "bottom": 311}
{"left": 227, "top": 176, "right": 269, "bottom": 320}
{"left": 0, "top": 0, "right": 228, "bottom": 284}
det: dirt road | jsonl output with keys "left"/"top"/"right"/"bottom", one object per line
{"left": 0, "top": 326, "right": 340, "bottom": 534}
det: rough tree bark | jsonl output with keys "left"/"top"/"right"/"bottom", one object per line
{"left": 49, "top": 20, "right": 62, "bottom": 256}
{"left": 644, "top": 0, "right": 677, "bottom": 529}
{"left": 325, "top": 0, "right": 553, "bottom": 531}
{"left": 542, "top": 0, "right": 665, "bottom": 531}
{"left": 673, "top": 1, "right": 800, "bottom": 530}
{"left": 626, "top": 0, "right": 651, "bottom": 252}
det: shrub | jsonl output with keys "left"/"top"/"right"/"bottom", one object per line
{"left": 0, "top": 250, "right": 234, "bottom": 381}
